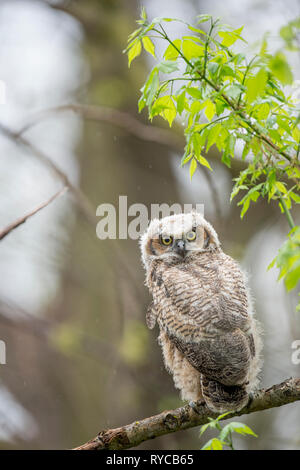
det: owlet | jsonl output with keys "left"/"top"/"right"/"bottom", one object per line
{"left": 140, "top": 212, "right": 262, "bottom": 413}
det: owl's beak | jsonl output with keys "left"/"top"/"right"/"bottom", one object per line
{"left": 174, "top": 239, "right": 186, "bottom": 257}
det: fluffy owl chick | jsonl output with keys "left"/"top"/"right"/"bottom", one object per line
{"left": 140, "top": 212, "right": 262, "bottom": 413}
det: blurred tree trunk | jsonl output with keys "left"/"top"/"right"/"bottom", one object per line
{"left": 47, "top": 0, "right": 184, "bottom": 449}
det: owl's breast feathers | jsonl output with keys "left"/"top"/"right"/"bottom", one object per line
{"left": 147, "top": 250, "right": 254, "bottom": 385}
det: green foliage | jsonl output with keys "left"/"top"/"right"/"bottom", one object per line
{"left": 269, "top": 227, "right": 300, "bottom": 305}
{"left": 199, "top": 412, "right": 257, "bottom": 450}
{"left": 126, "top": 9, "right": 300, "bottom": 308}
{"left": 280, "top": 18, "right": 300, "bottom": 51}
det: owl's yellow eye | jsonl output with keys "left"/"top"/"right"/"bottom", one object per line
{"left": 161, "top": 235, "right": 173, "bottom": 246}
{"left": 186, "top": 231, "right": 196, "bottom": 241}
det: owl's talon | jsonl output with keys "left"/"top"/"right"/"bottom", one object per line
{"left": 189, "top": 400, "right": 205, "bottom": 415}
{"left": 246, "top": 392, "right": 254, "bottom": 408}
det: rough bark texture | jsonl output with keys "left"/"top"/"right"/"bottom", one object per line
{"left": 74, "top": 377, "right": 300, "bottom": 450}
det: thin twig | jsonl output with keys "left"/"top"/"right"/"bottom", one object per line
{"left": 0, "top": 187, "right": 68, "bottom": 241}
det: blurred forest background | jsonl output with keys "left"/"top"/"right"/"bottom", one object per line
{"left": 0, "top": 0, "right": 299, "bottom": 450}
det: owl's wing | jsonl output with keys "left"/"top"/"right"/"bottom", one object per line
{"left": 151, "top": 258, "right": 252, "bottom": 385}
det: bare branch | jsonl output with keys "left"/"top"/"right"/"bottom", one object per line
{"left": 0, "top": 122, "right": 97, "bottom": 225}
{"left": 14, "top": 104, "right": 227, "bottom": 222}
{"left": 0, "top": 186, "right": 68, "bottom": 241}
{"left": 74, "top": 377, "right": 300, "bottom": 450}
{"left": 16, "top": 104, "right": 185, "bottom": 151}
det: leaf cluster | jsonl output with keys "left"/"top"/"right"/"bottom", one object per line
{"left": 199, "top": 412, "right": 257, "bottom": 450}
{"left": 126, "top": 9, "right": 300, "bottom": 307}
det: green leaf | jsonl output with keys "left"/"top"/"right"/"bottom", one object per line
{"left": 192, "top": 133, "right": 203, "bottom": 156}
{"left": 207, "top": 62, "right": 219, "bottom": 79}
{"left": 189, "top": 158, "right": 197, "bottom": 179}
{"left": 188, "top": 26, "right": 206, "bottom": 37}
{"left": 275, "top": 181, "right": 287, "bottom": 193}
{"left": 214, "top": 126, "right": 228, "bottom": 152}
{"left": 226, "top": 133, "right": 236, "bottom": 157}
{"left": 226, "top": 84, "right": 243, "bottom": 100}
{"left": 142, "top": 37, "right": 156, "bottom": 58}
{"left": 256, "top": 102, "right": 270, "bottom": 120}
{"left": 164, "top": 39, "right": 181, "bottom": 60}
{"left": 269, "top": 52, "right": 293, "bottom": 85}
{"left": 230, "top": 184, "right": 248, "bottom": 201}
{"left": 245, "top": 68, "right": 268, "bottom": 103}
{"left": 186, "top": 87, "right": 203, "bottom": 100}
{"left": 192, "top": 130, "right": 207, "bottom": 154}
{"left": 285, "top": 262, "right": 300, "bottom": 290}
{"left": 220, "top": 65, "right": 235, "bottom": 78}
{"left": 151, "top": 16, "right": 177, "bottom": 24}
{"left": 190, "top": 101, "right": 203, "bottom": 115}
{"left": 202, "top": 438, "right": 224, "bottom": 450}
{"left": 290, "top": 192, "right": 300, "bottom": 204}
{"left": 206, "top": 123, "right": 223, "bottom": 151}
{"left": 199, "top": 422, "right": 211, "bottom": 436}
{"left": 280, "top": 25, "right": 294, "bottom": 42}
{"left": 204, "top": 101, "right": 216, "bottom": 121}
{"left": 141, "top": 68, "right": 159, "bottom": 110}
{"left": 156, "top": 60, "right": 179, "bottom": 73}
{"left": 197, "top": 14, "right": 212, "bottom": 24}
{"left": 182, "top": 39, "right": 204, "bottom": 60}
{"left": 141, "top": 6, "right": 147, "bottom": 21}
{"left": 222, "top": 150, "right": 231, "bottom": 168}
{"left": 181, "top": 152, "right": 192, "bottom": 166}
{"left": 219, "top": 422, "right": 258, "bottom": 441}
{"left": 127, "top": 27, "right": 142, "bottom": 44}
{"left": 292, "top": 126, "right": 300, "bottom": 142}
{"left": 240, "top": 198, "right": 250, "bottom": 218}
{"left": 151, "top": 95, "right": 177, "bottom": 126}
{"left": 176, "top": 91, "right": 186, "bottom": 115}
{"left": 267, "top": 257, "right": 276, "bottom": 271}
{"left": 146, "top": 73, "right": 159, "bottom": 107}
{"left": 196, "top": 155, "right": 213, "bottom": 170}
{"left": 218, "top": 26, "right": 245, "bottom": 47}
{"left": 128, "top": 40, "right": 142, "bottom": 67}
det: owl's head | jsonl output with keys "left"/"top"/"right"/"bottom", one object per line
{"left": 140, "top": 212, "right": 220, "bottom": 269}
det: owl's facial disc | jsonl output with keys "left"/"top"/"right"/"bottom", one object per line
{"left": 141, "top": 213, "right": 219, "bottom": 268}
{"left": 154, "top": 226, "right": 210, "bottom": 260}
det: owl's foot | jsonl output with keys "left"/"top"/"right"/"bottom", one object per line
{"left": 246, "top": 391, "right": 255, "bottom": 409}
{"left": 188, "top": 400, "right": 206, "bottom": 415}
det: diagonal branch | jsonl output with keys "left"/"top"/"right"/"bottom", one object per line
{"left": 74, "top": 377, "right": 300, "bottom": 450}
{"left": 0, "top": 186, "right": 68, "bottom": 241}
{"left": 0, "top": 122, "right": 97, "bottom": 225}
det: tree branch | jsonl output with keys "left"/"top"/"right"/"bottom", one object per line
{"left": 0, "top": 122, "right": 97, "bottom": 225}
{"left": 0, "top": 186, "right": 68, "bottom": 241}
{"left": 16, "top": 104, "right": 185, "bottom": 151}
{"left": 13, "top": 104, "right": 227, "bottom": 222}
{"left": 74, "top": 377, "right": 300, "bottom": 450}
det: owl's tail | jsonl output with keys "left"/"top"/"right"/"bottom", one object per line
{"left": 201, "top": 376, "right": 249, "bottom": 413}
